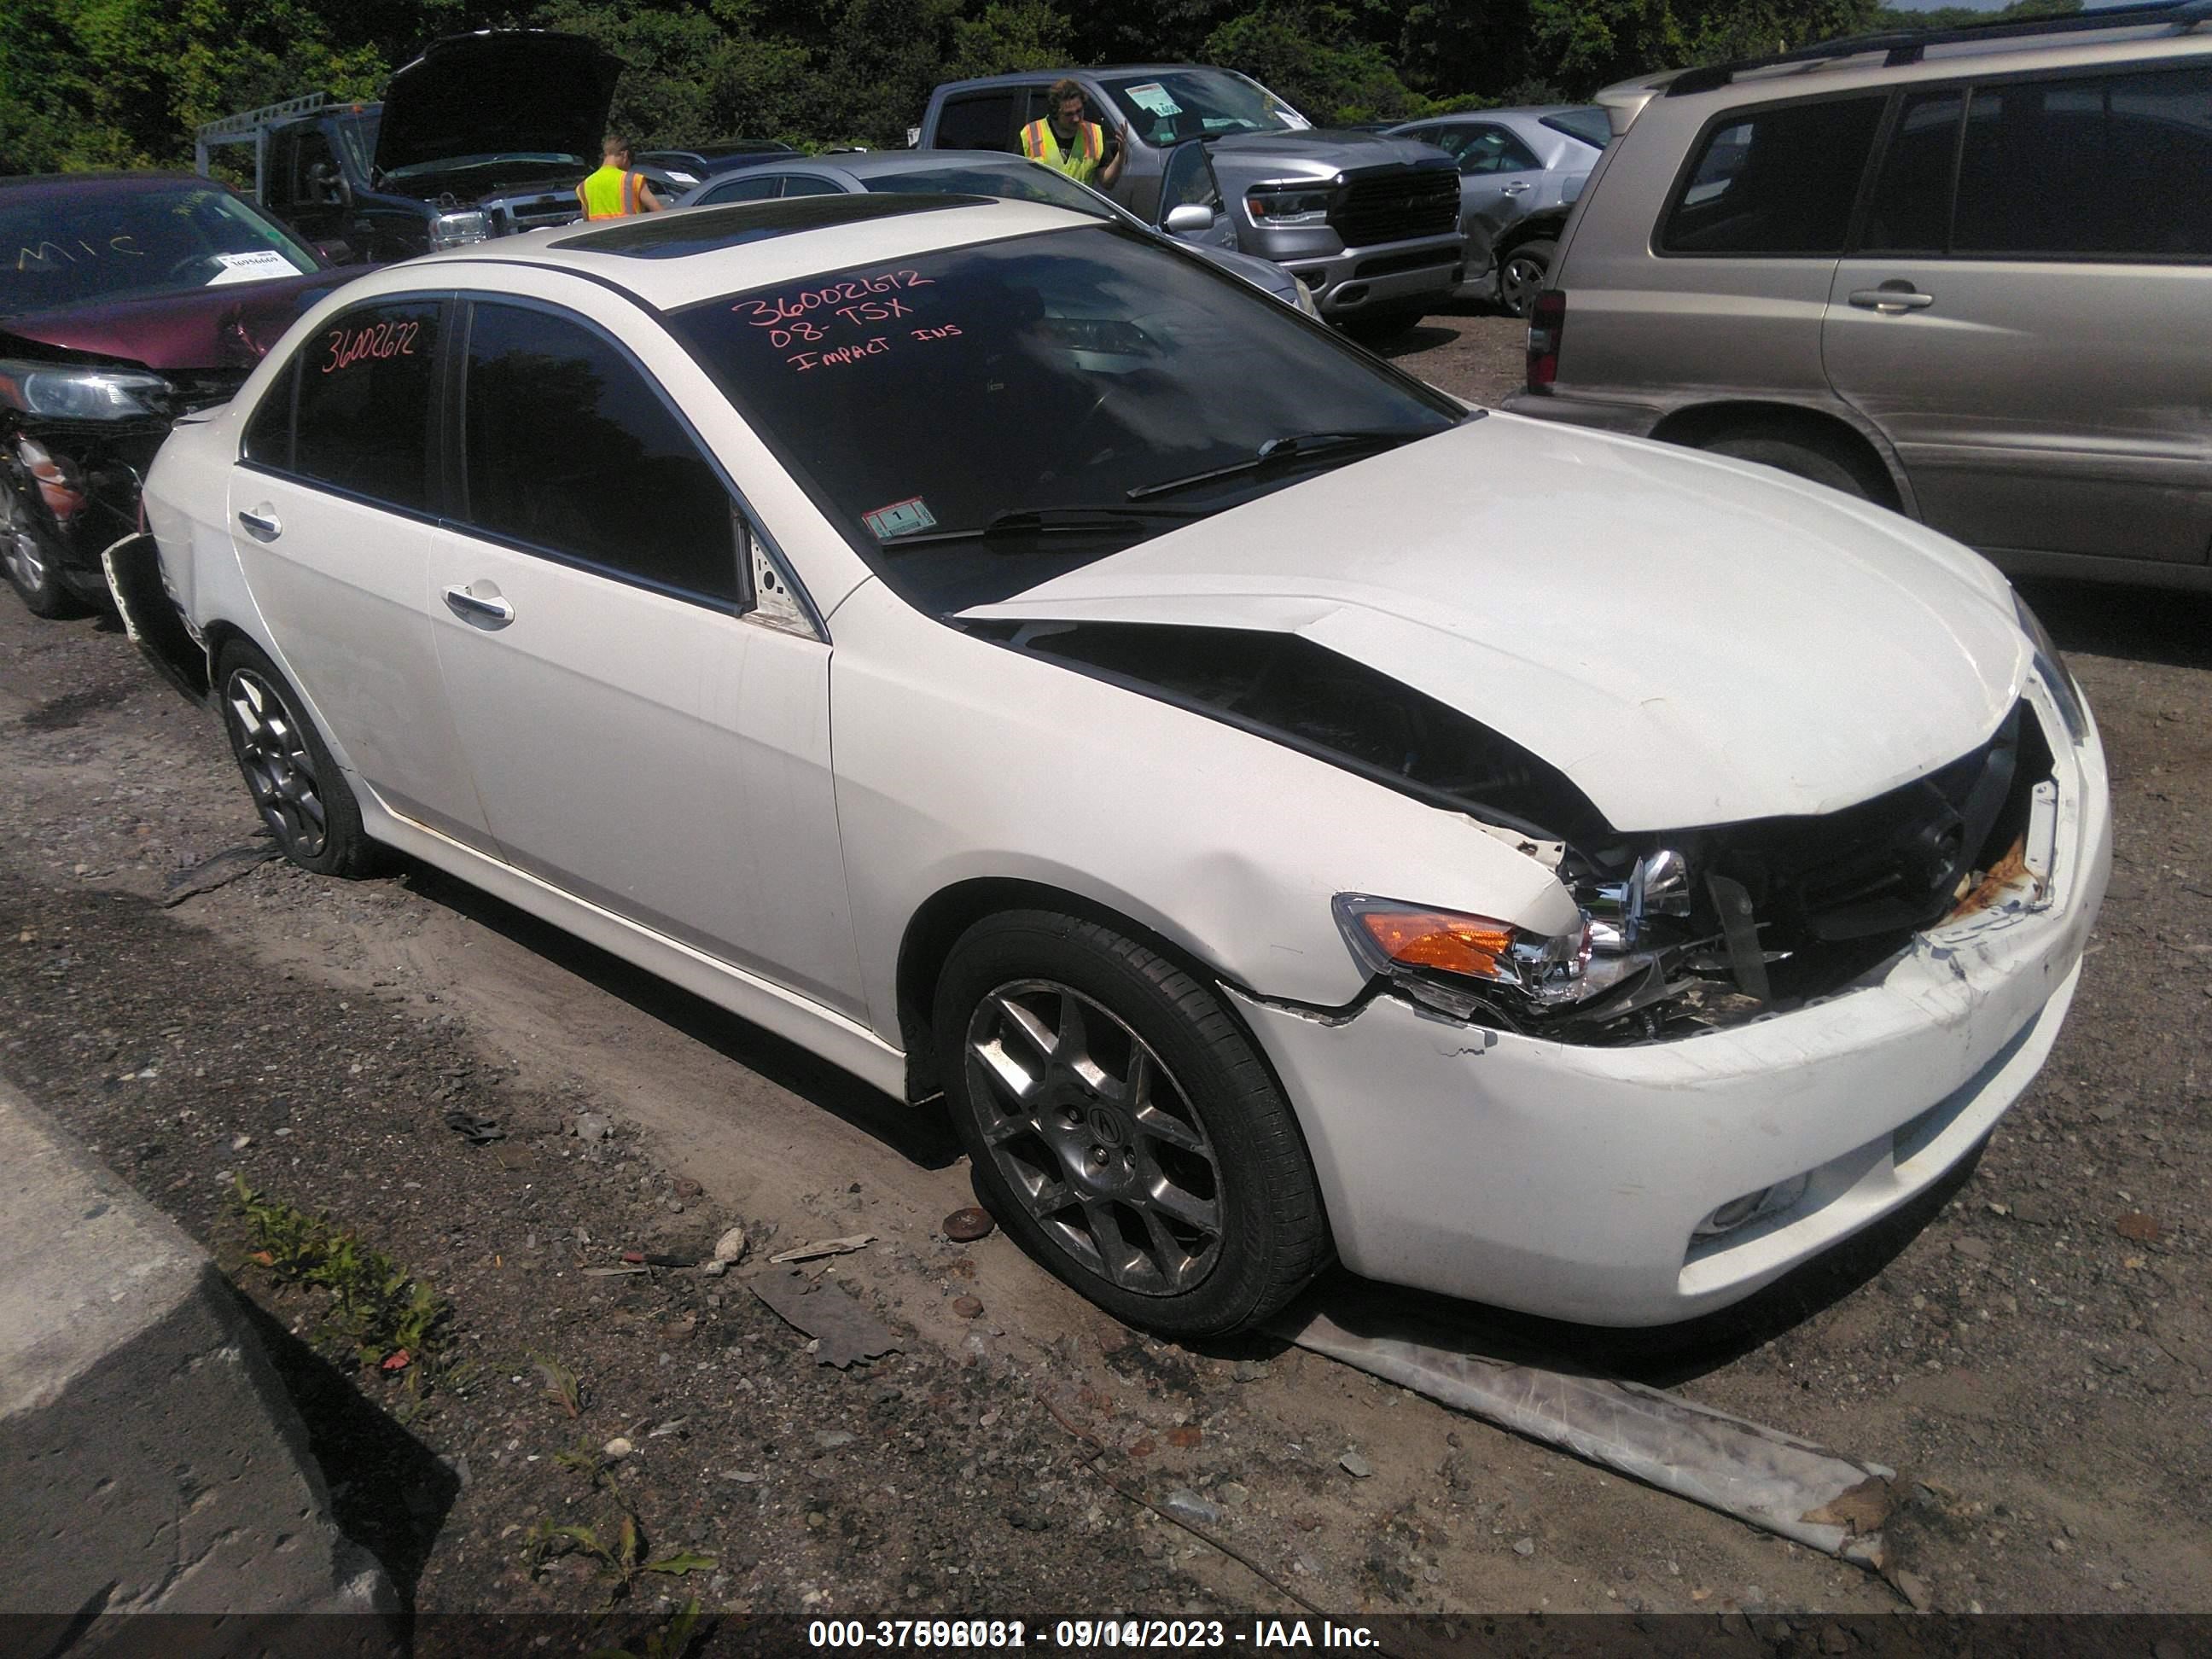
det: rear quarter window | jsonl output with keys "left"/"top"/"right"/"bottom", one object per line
{"left": 1659, "top": 95, "right": 1885, "bottom": 256}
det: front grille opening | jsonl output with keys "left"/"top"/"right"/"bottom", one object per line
{"left": 1329, "top": 171, "right": 1460, "bottom": 246}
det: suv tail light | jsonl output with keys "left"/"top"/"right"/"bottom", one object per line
{"left": 1526, "top": 289, "right": 1566, "bottom": 393}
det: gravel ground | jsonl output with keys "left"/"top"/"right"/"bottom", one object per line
{"left": 2, "top": 311, "right": 2208, "bottom": 1639}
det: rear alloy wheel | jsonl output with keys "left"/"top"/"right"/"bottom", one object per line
{"left": 936, "top": 911, "right": 1330, "bottom": 1338}
{"left": 1498, "top": 239, "right": 1556, "bottom": 319}
{"left": 1, "top": 482, "right": 85, "bottom": 619}
{"left": 216, "top": 640, "right": 381, "bottom": 877}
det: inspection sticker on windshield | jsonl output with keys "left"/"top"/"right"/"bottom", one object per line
{"left": 1123, "top": 82, "right": 1183, "bottom": 118}
{"left": 204, "top": 249, "right": 294, "bottom": 285}
{"left": 864, "top": 497, "right": 937, "bottom": 540}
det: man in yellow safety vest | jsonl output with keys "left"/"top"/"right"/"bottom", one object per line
{"left": 1020, "top": 79, "right": 1129, "bottom": 190}
{"left": 577, "top": 135, "right": 663, "bottom": 220}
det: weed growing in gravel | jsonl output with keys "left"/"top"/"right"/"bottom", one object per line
{"left": 230, "top": 1174, "right": 453, "bottom": 1386}
{"left": 524, "top": 1482, "right": 715, "bottom": 1611}
{"left": 533, "top": 1349, "right": 586, "bottom": 1417}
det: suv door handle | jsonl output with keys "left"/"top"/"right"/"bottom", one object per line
{"left": 1848, "top": 285, "right": 1935, "bottom": 313}
{"left": 236, "top": 509, "right": 281, "bottom": 542}
{"left": 1500, "top": 180, "right": 1531, "bottom": 195}
{"left": 443, "top": 585, "right": 515, "bottom": 627}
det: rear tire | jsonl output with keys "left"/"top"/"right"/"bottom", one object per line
{"left": 934, "top": 910, "right": 1330, "bottom": 1339}
{"left": 1700, "top": 427, "right": 1889, "bottom": 504}
{"left": 214, "top": 639, "right": 382, "bottom": 878}
{"left": 1497, "top": 239, "right": 1556, "bottom": 319}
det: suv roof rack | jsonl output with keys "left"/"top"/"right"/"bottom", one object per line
{"left": 1665, "top": 0, "right": 2211, "bottom": 97}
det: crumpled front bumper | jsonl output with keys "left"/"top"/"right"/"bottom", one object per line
{"left": 1231, "top": 673, "right": 2111, "bottom": 1327}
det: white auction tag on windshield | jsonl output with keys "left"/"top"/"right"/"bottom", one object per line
{"left": 204, "top": 249, "right": 294, "bottom": 286}
{"left": 1124, "top": 83, "right": 1183, "bottom": 118}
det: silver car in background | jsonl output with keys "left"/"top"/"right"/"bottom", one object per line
{"left": 1504, "top": 3, "right": 2212, "bottom": 590}
{"left": 1384, "top": 107, "right": 1608, "bottom": 315}
{"left": 674, "top": 148, "right": 1323, "bottom": 317}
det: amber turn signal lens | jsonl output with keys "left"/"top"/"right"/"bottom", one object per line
{"left": 1356, "top": 909, "right": 1518, "bottom": 980}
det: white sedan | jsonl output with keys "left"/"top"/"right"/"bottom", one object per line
{"left": 139, "top": 193, "right": 2110, "bottom": 1338}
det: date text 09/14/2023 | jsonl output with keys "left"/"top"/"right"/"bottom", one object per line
{"left": 804, "top": 1618, "right": 1383, "bottom": 1650}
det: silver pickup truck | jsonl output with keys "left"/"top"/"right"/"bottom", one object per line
{"left": 917, "top": 66, "right": 1464, "bottom": 332}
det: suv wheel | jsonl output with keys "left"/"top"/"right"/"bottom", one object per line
{"left": 1700, "top": 426, "right": 1890, "bottom": 504}
{"left": 934, "top": 910, "right": 1330, "bottom": 1339}
{"left": 1497, "top": 239, "right": 1556, "bottom": 319}
{"left": 215, "top": 640, "right": 381, "bottom": 877}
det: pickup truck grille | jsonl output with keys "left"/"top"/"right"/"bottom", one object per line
{"left": 1330, "top": 170, "right": 1460, "bottom": 247}
{"left": 486, "top": 192, "right": 582, "bottom": 236}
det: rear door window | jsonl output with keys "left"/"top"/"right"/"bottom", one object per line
{"left": 461, "top": 300, "right": 739, "bottom": 603}
{"left": 1860, "top": 90, "right": 1964, "bottom": 255}
{"left": 1660, "top": 96, "right": 1886, "bottom": 255}
{"left": 290, "top": 299, "right": 441, "bottom": 511}
{"left": 934, "top": 91, "right": 1021, "bottom": 153}
{"left": 1954, "top": 65, "right": 2212, "bottom": 259}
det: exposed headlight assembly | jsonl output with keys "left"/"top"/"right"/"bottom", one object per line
{"left": 2012, "top": 592, "right": 2088, "bottom": 744}
{"left": 429, "top": 209, "right": 492, "bottom": 249}
{"left": 0, "top": 359, "right": 170, "bottom": 421}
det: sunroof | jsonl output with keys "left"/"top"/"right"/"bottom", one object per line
{"left": 551, "top": 194, "right": 989, "bottom": 259}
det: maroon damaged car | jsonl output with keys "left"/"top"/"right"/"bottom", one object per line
{"left": 1, "top": 172, "right": 354, "bottom": 617}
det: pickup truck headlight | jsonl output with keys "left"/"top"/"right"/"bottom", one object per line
{"left": 1246, "top": 186, "right": 1332, "bottom": 228}
{"left": 0, "top": 359, "right": 170, "bottom": 421}
{"left": 429, "top": 210, "right": 492, "bottom": 249}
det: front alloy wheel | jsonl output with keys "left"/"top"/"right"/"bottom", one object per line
{"left": 935, "top": 910, "right": 1330, "bottom": 1338}
{"left": 966, "top": 980, "right": 1223, "bottom": 1296}
{"left": 1, "top": 482, "right": 83, "bottom": 618}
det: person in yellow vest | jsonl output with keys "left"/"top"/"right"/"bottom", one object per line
{"left": 576, "top": 135, "right": 663, "bottom": 220}
{"left": 1020, "top": 80, "right": 1129, "bottom": 189}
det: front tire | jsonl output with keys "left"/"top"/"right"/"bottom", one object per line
{"left": 2, "top": 484, "right": 86, "bottom": 619}
{"left": 934, "top": 911, "right": 1330, "bottom": 1339}
{"left": 215, "top": 640, "right": 381, "bottom": 877}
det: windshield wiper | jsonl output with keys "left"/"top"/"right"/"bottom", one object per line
{"left": 877, "top": 504, "right": 1208, "bottom": 551}
{"left": 1126, "top": 428, "right": 1435, "bottom": 502}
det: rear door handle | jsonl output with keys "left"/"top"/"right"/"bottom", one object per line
{"left": 236, "top": 509, "right": 281, "bottom": 542}
{"left": 1848, "top": 285, "right": 1935, "bottom": 313}
{"left": 443, "top": 585, "right": 515, "bottom": 627}
{"left": 1500, "top": 180, "right": 1531, "bottom": 195}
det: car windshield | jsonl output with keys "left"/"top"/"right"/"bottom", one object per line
{"left": 1540, "top": 108, "right": 1612, "bottom": 150}
{"left": 1098, "top": 70, "right": 1307, "bottom": 146}
{"left": 666, "top": 224, "right": 1461, "bottom": 614}
{"left": 335, "top": 108, "right": 381, "bottom": 177}
{"left": 864, "top": 162, "right": 1117, "bottom": 219}
{"left": 0, "top": 183, "right": 317, "bottom": 315}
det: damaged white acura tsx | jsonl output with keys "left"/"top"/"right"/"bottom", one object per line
{"left": 135, "top": 193, "right": 2110, "bottom": 1338}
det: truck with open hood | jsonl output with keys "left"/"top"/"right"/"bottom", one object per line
{"left": 195, "top": 31, "right": 624, "bottom": 265}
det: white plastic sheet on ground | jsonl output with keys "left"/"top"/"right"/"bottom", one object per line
{"left": 1279, "top": 1306, "right": 1894, "bottom": 1567}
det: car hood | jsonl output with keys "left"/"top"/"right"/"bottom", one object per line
{"left": 959, "top": 414, "right": 2028, "bottom": 833}
{"left": 375, "top": 32, "right": 622, "bottom": 178}
{"left": 2, "top": 269, "right": 353, "bottom": 372}
{"left": 1211, "top": 129, "right": 1452, "bottom": 173}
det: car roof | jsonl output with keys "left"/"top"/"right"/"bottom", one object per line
{"left": 933, "top": 64, "right": 1241, "bottom": 95}
{"left": 742, "top": 149, "right": 1051, "bottom": 180}
{"left": 1605, "top": 0, "right": 2211, "bottom": 117}
{"left": 0, "top": 170, "right": 235, "bottom": 198}
{"left": 394, "top": 191, "right": 1102, "bottom": 309}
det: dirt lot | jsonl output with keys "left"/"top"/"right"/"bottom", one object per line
{"left": 3, "top": 311, "right": 2208, "bottom": 1637}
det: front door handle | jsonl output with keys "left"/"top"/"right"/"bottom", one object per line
{"left": 1848, "top": 283, "right": 1935, "bottom": 313}
{"left": 1500, "top": 180, "right": 1531, "bottom": 195}
{"left": 237, "top": 509, "right": 281, "bottom": 542}
{"left": 443, "top": 585, "right": 515, "bottom": 627}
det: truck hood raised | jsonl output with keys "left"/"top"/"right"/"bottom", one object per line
{"left": 375, "top": 32, "right": 622, "bottom": 179}
{"left": 960, "top": 414, "right": 2029, "bottom": 833}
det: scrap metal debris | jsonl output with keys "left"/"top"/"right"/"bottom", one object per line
{"left": 1278, "top": 1304, "right": 1895, "bottom": 1567}
{"left": 769, "top": 1232, "right": 874, "bottom": 1264}
{"left": 749, "top": 1265, "right": 899, "bottom": 1368}
{"left": 943, "top": 1206, "right": 996, "bottom": 1243}
{"left": 160, "top": 839, "right": 278, "bottom": 907}
{"left": 442, "top": 1109, "right": 507, "bottom": 1144}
